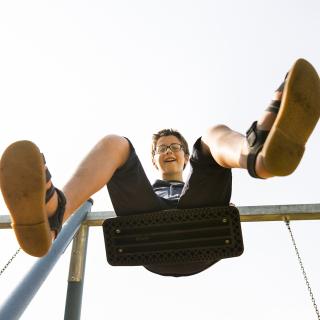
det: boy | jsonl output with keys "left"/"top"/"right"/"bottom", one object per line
{"left": 1, "top": 58, "right": 320, "bottom": 276}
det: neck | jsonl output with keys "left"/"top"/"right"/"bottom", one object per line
{"left": 161, "top": 172, "right": 184, "bottom": 182}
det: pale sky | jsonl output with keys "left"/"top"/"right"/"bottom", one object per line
{"left": 1, "top": 0, "right": 320, "bottom": 319}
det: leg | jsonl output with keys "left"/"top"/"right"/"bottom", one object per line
{"left": 0, "top": 135, "right": 131, "bottom": 256}
{"left": 178, "top": 137, "right": 232, "bottom": 207}
{"left": 202, "top": 58, "right": 320, "bottom": 179}
{"left": 0, "top": 135, "right": 168, "bottom": 256}
{"left": 59, "top": 135, "right": 131, "bottom": 222}
{"left": 106, "top": 139, "right": 169, "bottom": 216}
{"left": 62, "top": 136, "right": 167, "bottom": 218}
{"left": 201, "top": 92, "right": 281, "bottom": 179}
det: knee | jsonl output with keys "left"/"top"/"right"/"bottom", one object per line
{"left": 98, "top": 134, "right": 131, "bottom": 165}
{"left": 99, "top": 134, "right": 130, "bottom": 152}
{"left": 202, "top": 124, "right": 230, "bottom": 145}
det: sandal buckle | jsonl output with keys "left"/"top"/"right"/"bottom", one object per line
{"left": 246, "top": 121, "right": 258, "bottom": 147}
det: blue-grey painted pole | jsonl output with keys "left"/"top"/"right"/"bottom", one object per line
{"left": 64, "top": 224, "right": 89, "bottom": 320}
{"left": 0, "top": 200, "right": 93, "bottom": 320}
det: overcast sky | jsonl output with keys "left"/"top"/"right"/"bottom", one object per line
{"left": 1, "top": 1, "right": 320, "bottom": 319}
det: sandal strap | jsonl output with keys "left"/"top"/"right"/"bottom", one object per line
{"left": 42, "top": 153, "right": 56, "bottom": 203}
{"left": 265, "top": 77, "right": 287, "bottom": 114}
{"left": 42, "top": 153, "right": 66, "bottom": 236}
{"left": 265, "top": 100, "right": 281, "bottom": 113}
{"left": 275, "top": 71, "right": 288, "bottom": 93}
{"left": 246, "top": 121, "right": 269, "bottom": 178}
{"left": 45, "top": 167, "right": 51, "bottom": 183}
{"left": 44, "top": 165, "right": 55, "bottom": 203}
{"left": 48, "top": 188, "right": 66, "bottom": 238}
{"left": 275, "top": 80, "right": 285, "bottom": 93}
{"left": 45, "top": 184, "right": 56, "bottom": 203}
{"left": 42, "top": 154, "right": 51, "bottom": 181}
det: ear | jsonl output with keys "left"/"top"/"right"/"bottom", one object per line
{"left": 152, "top": 157, "right": 159, "bottom": 170}
{"left": 184, "top": 154, "right": 190, "bottom": 168}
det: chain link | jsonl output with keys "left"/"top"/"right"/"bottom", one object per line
{"left": 0, "top": 248, "right": 21, "bottom": 277}
{"left": 285, "top": 219, "right": 320, "bottom": 319}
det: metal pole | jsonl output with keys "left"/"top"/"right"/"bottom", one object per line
{"left": 64, "top": 224, "right": 89, "bottom": 320}
{"left": 0, "top": 200, "right": 93, "bottom": 320}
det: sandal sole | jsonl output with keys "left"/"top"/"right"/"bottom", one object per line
{"left": 0, "top": 141, "right": 52, "bottom": 257}
{"left": 262, "top": 58, "right": 320, "bottom": 176}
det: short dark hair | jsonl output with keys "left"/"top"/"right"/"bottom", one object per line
{"left": 151, "top": 128, "right": 190, "bottom": 158}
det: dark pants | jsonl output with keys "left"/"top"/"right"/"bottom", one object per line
{"left": 106, "top": 137, "right": 232, "bottom": 276}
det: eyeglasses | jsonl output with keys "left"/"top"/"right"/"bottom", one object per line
{"left": 155, "top": 143, "right": 184, "bottom": 154}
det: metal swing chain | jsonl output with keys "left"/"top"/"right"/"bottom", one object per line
{"left": 0, "top": 247, "right": 21, "bottom": 277}
{"left": 285, "top": 219, "right": 320, "bottom": 319}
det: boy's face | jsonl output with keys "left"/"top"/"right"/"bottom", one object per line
{"left": 152, "top": 135, "right": 189, "bottom": 177}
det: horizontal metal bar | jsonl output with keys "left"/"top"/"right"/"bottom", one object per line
{"left": 84, "top": 203, "right": 320, "bottom": 224}
{"left": 0, "top": 215, "right": 12, "bottom": 229}
{"left": 238, "top": 203, "right": 320, "bottom": 222}
{"left": 84, "top": 211, "right": 116, "bottom": 226}
{"left": 1, "top": 203, "right": 320, "bottom": 230}
{"left": 0, "top": 210, "right": 113, "bottom": 229}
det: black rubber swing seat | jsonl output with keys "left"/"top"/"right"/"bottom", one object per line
{"left": 103, "top": 206, "right": 244, "bottom": 266}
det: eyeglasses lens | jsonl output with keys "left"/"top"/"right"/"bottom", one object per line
{"left": 156, "top": 143, "right": 182, "bottom": 154}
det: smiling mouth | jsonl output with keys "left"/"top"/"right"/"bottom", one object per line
{"left": 164, "top": 158, "right": 176, "bottom": 162}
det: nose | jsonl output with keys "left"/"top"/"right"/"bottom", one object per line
{"left": 165, "top": 147, "right": 173, "bottom": 154}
